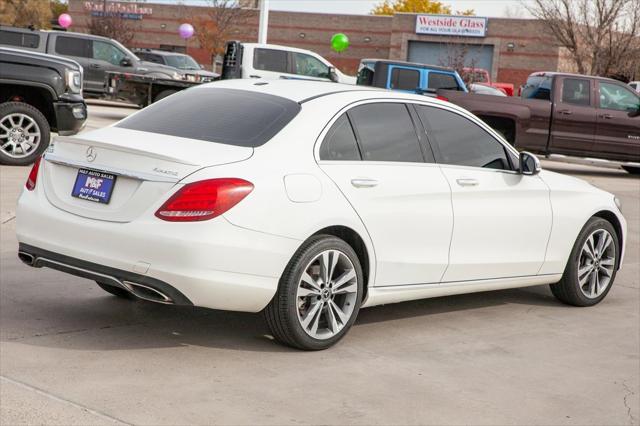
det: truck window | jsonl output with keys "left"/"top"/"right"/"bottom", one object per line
{"left": 428, "top": 73, "right": 460, "bottom": 91}
{"left": 138, "top": 53, "right": 163, "bottom": 64}
{"left": 390, "top": 68, "right": 420, "bottom": 91}
{"left": 319, "top": 115, "right": 361, "bottom": 161}
{"left": 116, "top": 88, "right": 301, "bottom": 147}
{"left": 348, "top": 103, "right": 424, "bottom": 163}
{"left": 416, "top": 105, "right": 511, "bottom": 171}
{"left": 254, "top": 48, "right": 288, "bottom": 73}
{"left": 0, "top": 30, "right": 40, "bottom": 49}
{"left": 562, "top": 78, "right": 591, "bottom": 106}
{"left": 522, "top": 75, "right": 552, "bottom": 100}
{"left": 293, "top": 53, "right": 329, "bottom": 78}
{"left": 599, "top": 82, "right": 639, "bottom": 111}
{"left": 357, "top": 61, "right": 375, "bottom": 86}
{"left": 55, "top": 36, "right": 91, "bottom": 58}
{"left": 93, "top": 40, "right": 126, "bottom": 66}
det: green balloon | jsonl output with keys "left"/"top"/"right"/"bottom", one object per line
{"left": 331, "top": 33, "right": 349, "bottom": 53}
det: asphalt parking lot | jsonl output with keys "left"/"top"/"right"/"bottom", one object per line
{"left": 0, "top": 102, "right": 638, "bottom": 425}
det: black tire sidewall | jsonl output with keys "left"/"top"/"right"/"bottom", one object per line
{"left": 281, "top": 235, "right": 364, "bottom": 350}
{"left": 153, "top": 90, "right": 177, "bottom": 103}
{"left": 562, "top": 218, "right": 619, "bottom": 306}
{"left": 0, "top": 102, "right": 51, "bottom": 166}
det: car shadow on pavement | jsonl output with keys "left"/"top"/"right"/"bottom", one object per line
{"left": 1, "top": 279, "right": 562, "bottom": 353}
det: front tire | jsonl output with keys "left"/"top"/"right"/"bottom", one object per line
{"left": 264, "top": 235, "right": 363, "bottom": 350}
{"left": 550, "top": 217, "right": 619, "bottom": 306}
{"left": 0, "top": 102, "right": 50, "bottom": 166}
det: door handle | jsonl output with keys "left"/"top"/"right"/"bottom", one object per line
{"left": 90, "top": 63, "right": 101, "bottom": 69}
{"left": 456, "top": 178, "right": 479, "bottom": 187}
{"left": 558, "top": 109, "right": 572, "bottom": 115}
{"left": 351, "top": 178, "right": 379, "bottom": 188}
{"left": 599, "top": 113, "right": 613, "bottom": 119}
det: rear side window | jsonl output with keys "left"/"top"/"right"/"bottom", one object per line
{"left": 319, "top": 115, "right": 360, "bottom": 161}
{"left": 417, "top": 106, "right": 511, "bottom": 170}
{"left": 428, "top": 72, "right": 460, "bottom": 90}
{"left": 348, "top": 103, "right": 423, "bottom": 163}
{"left": 390, "top": 68, "right": 420, "bottom": 91}
{"left": 562, "top": 78, "right": 590, "bottom": 106}
{"left": 522, "top": 75, "right": 552, "bottom": 100}
{"left": 116, "top": 88, "right": 301, "bottom": 147}
{"left": 0, "top": 30, "right": 40, "bottom": 48}
{"left": 55, "top": 36, "right": 91, "bottom": 58}
{"left": 254, "top": 48, "right": 288, "bottom": 73}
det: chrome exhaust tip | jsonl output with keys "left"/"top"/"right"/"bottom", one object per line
{"left": 122, "top": 281, "right": 174, "bottom": 304}
{"left": 18, "top": 252, "right": 35, "bottom": 266}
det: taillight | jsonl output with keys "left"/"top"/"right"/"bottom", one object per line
{"left": 155, "top": 178, "right": 253, "bottom": 222}
{"left": 25, "top": 157, "right": 42, "bottom": 191}
{"left": 436, "top": 95, "right": 449, "bottom": 102}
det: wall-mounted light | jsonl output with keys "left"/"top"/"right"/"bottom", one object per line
{"left": 364, "top": 36, "right": 372, "bottom": 43}
{"left": 506, "top": 42, "right": 515, "bottom": 51}
{"left": 299, "top": 32, "right": 306, "bottom": 39}
{"left": 160, "top": 23, "right": 167, "bottom": 30}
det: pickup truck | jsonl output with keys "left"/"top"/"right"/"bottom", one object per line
{"left": 356, "top": 59, "right": 467, "bottom": 94}
{"left": 106, "top": 41, "right": 356, "bottom": 106}
{"left": 462, "top": 67, "right": 514, "bottom": 96}
{"left": 439, "top": 72, "right": 640, "bottom": 174}
{"left": 0, "top": 47, "right": 86, "bottom": 165}
{"left": 0, "top": 26, "right": 191, "bottom": 99}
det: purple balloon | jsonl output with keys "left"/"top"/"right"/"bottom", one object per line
{"left": 58, "top": 13, "right": 72, "bottom": 29}
{"left": 178, "top": 23, "right": 194, "bottom": 40}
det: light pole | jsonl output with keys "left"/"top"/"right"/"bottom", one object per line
{"left": 258, "top": 0, "right": 269, "bottom": 44}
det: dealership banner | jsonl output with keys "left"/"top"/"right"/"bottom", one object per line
{"left": 415, "top": 15, "right": 488, "bottom": 37}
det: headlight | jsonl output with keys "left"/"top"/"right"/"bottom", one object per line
{"left": 65, "top": 69, "right": 82, "bottom": 94}
{"left": 172, "top": 71, "right": 183, "bottom": 80}
{"left": 614, "top": 196, "right": 622, "bottom": 211}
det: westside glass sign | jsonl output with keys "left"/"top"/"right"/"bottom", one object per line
{"left": 415, "top": 15, "right": 488, "bottom": 37}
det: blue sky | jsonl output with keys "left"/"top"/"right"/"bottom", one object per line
{"left": 150, "top": 0, "right": 534, "bottom": 18}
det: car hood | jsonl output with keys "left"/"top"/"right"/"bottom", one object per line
{"left": 138, "top": 61, "right": 181, "bottom": 74}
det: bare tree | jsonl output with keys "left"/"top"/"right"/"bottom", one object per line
{"left": 87, "top": 12, "right": 136, "bottom": 46}
{"left": 437, "top": 40, "right": 480, "bottom": 85}
{"left": 526, "top": 0, "right": 640, "bottom": 79}
{"left": 190, "top": 0, "right": 253, "bottom": 58}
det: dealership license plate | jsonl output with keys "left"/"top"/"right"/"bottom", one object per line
{"left": 71, "top": 168, "right": 116, "bottom": 204}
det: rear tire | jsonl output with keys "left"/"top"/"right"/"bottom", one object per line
{"left": 621, "top": 165, "right": 640, "bottom": 175}
{"left": 0, "top": 102, "right": 50, "bottom": 166}
{"left": 153, "top": 90, "right": 177, "bottom": 103}
{"left": 264, "top": 235, "right": 363, "bottom": 350}
{"left": 96, "top": 281, "right": 134, "bottom": 299}
{"left": 550, "top": 217, "right": 619, "bottom": 307}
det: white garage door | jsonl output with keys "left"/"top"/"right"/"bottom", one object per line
{"left": 408, "top": 41, "right": 494, "bottom": 73}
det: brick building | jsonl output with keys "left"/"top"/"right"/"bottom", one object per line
{"left": 68, "top": 0, "right": 569, "bottom": 88}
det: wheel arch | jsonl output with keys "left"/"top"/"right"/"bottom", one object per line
{"left": 0, "top": 83, "right": 56, "bottom": 129}
{"left": 312, "top": 225, "right": 372, "bottom": 300}
{"left": 593, "top": 209, "right": 624, "bottom": 270}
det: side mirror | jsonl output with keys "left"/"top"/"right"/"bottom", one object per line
{"left": 328, "top": 66, "right": 339, "bottom": 83}
{"left": 199, "top": 64, "right": 205, "bottom": 69}
{"left": 120, "top": 57, "right": 133, "bottom": 67}
{"left": 627, "top": 104, "right": 640, "bottom": 117}
{"left": 519, "top": 151, "right": 541, "bottom": 175}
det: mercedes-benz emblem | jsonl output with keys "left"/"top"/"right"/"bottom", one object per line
{"left": 86, "top": 146, "right": 97, "bottom": 162}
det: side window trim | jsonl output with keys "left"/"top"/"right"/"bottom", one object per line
{"left": 417, "top": 104, "right": 517, "bottom": 172}
{"left": 406, "top": 103, "right": 436, "bottom": 163}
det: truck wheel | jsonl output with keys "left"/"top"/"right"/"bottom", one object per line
{"left": 153, "top": 90, "right": 177, "bottom": 103}
{"left": 621, "top": 166, "right": 640, "bottom": 175}
{"left": 0, "top": 102, "right": 50, "bottom": 166}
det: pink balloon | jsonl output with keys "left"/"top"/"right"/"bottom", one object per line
{"left": 178, "top": 23, "right": 194, "bottom": 40}
{"left": 58, "top": 13, "right": 72, "bottom": 29}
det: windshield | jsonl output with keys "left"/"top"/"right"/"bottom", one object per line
{"left": 164, "top": 54, "right": 200, "bottom": 70}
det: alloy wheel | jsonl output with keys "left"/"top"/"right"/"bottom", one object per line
{"left": 577, "top": 229, "right": 616, "bottom": 299}
{"left": 296, "top": 249, "right": 358, "bottom": 340}
{"left": 0, "top": 113, "right": 41, "bottom": 159}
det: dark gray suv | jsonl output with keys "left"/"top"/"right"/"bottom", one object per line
{"left": 133, "top": 49, "right": 219, "bottom": 82}
{"left": 0, "top": 26, "right": 188, "bottom": 97}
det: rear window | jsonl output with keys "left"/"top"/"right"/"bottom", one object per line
{"left": 390, "top": 68, "right": 420, "bottom": 91}
{"left": 254, "top": 48, "right": 288, "bottom": 73}
{"left": 0, "top": 30, "right": 40, "bottom": 48}
{"left": 55, "top": 36, "right": 91, "bottom": 58}
{"left": 522, "top": 75, "right": 552, "bottom": 100}
{"left": 116, "top": 88, "right": 301, "bottom": 147}
{"left": 428, "top": 72, "right": 461, "bottom": 91}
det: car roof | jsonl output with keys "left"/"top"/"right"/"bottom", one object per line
{"left": 195, "top": 79, "right": 455, "bottom": 107}
{"left": 134, "top": 49, "right": 186, "bottom": 56}
{"left": 529, "top": 71, "right": 624, "bottom": 84}
{"left": 241, "top": 43, "right": 326, "bottom": 56}
{"left": 360, "top": 58, "right": 455, "bottom": 73}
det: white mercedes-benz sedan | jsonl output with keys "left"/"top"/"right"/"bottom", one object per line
{"left": 16, "top": 80, "right": 626, "bottom": 350}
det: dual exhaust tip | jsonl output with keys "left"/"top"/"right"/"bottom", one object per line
{"left": 18, "top": 251, "right": 173, "bottom": 304}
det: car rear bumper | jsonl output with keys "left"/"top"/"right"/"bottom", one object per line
{"left": 16, "top": 187, "right": 301, "bottom": 312}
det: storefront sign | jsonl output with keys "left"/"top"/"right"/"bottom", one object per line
{"left": 84, "top": 1, "right": 153, "bottom": 20}
{"left": 415, "top": 15, "right": 487, "bottom": 37}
